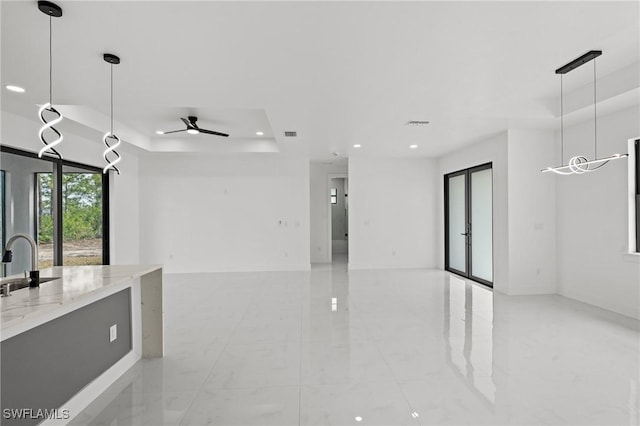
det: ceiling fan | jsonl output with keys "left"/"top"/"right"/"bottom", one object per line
{"left": 157, "top": 116, "right": 229, "bottom": 137}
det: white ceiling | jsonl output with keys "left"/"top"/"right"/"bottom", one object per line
{"left": 1, "top": 1, "right": 638, "bottom": 160}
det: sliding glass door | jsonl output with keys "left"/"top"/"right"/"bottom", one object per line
{"left": 1, "top": 146, "right": 109, "bottom": 276}
{"left": 445, "top": 163, "right": 493, "bottom": 287}
{"left": 61, "top": 166, "right": 104, "bottom": 265}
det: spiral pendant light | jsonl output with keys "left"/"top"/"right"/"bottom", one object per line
{"left": 102, "top": 53, "right": 121, "bottom": 174}
{"left": 542, "top": 50, "right": 628, "bottom": 175}
{"left": 37, "top": 1, "right": 64, "bottom": 159}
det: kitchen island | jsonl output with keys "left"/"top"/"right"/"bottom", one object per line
{"left": 0, "top": 265, "right": 163, "bottom": 426}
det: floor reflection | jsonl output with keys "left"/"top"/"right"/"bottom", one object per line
{"left": 444, "top": 274, "right": 496, "bottom": 406}
{"left": 69, "top": 265, "right": 640, "bottom": 425}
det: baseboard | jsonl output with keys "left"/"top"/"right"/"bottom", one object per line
{"left": 42, "top": 350, "right": 140, "bottom": 425}
{"left": 559, "top": 288, "right": 640, "bottom": 321}
{"left": 164, "top": 263, "right": 312, "bottom": 273}
{"left": 506, "top": 285, "right": 557, "bottom": 296}
{"left": 348, "top": 263, "right": 433, "bottom": 271}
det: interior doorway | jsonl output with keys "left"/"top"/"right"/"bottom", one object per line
{"left": 444, "top": 163, "right": 493, "bottom": 287}
{"left": 329, "top": 177, "right": 348, "bottom": 263}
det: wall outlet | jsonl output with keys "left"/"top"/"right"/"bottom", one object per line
{"left": 109, "top": 324, "right": 117, "bottom": 342}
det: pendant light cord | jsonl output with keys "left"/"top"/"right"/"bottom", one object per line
{"left": 49, "top": 16, "right": 52, "bottom": 105}
{"left": 110, "top": 64, "right": 114, "bottom": 134}
{"left": 593, "top": 58, "right": 598, "bottom": 159}
{"left": 560, "top": 74, "right": 564, "bottom": 166}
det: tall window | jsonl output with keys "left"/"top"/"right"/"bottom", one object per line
{"left": 61, "top": 167, "right": 104, "bottom": 265}
{"left": 1, "top": 146, "right": 109, "bottom": 275}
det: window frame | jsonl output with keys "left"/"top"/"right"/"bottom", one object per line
{"left": 636, "top": 139, "right": 639, "bottom": 253}
{"left": 0, "top": 171, "right": 5, "bottom": 250}
{"left": 0, "top": 170, "right": 5, "bottom": 276}
{"left": 0, "top": 145, "right": 110, "bottom": 265}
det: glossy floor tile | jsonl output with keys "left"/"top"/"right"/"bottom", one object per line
{"left": 72, "top": 256, "right": 640, "bottom": 425}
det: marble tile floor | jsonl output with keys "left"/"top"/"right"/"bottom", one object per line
{"left": 70, "top": 256, "right": 640, "bottom": 425}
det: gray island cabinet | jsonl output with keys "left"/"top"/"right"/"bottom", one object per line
{"left": 0, "top": 265, "right": 163, "bottom": 426}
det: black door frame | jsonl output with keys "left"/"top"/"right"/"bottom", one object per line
{"left": 635, "top": 139, "right": 639, "bottom": 253}
{"left": 444, "top": 162, "right": 493, "bottom": 288}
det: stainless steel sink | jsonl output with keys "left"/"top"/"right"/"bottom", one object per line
{"left": 0, "top": 276, "right": 61, "bottom": 294}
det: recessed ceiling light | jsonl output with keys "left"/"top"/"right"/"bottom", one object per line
{"left": 353, "top": 144, "right": 361, "bottom": 148}
{"left": 6, "top": 85, "right": 25, "bottom": 93}
{"left": 156, "top": 130, "right": 165, "bottom": 135}
{"left": 256, "top": 131, "right": 264, "bottom": 136}
{"left": 187, "top": 129, "right": 199, "bottom": 135}
{"left": 409, "top": 144, "right": 418, "bottom": 149}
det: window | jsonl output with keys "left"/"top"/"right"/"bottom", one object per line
{"left": 636, "top": 139, "right": 639, "bottom": 252}
{"left": 61, "top": 167, "right": 104, "bottom": 265}
{"left": 330, "top": 187, "right": 337, "bottom": 204}
{"left": 0, "top": 146, "right": 109, "bottom": 276}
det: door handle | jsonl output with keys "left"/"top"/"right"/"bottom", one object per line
{"left": 460, "top": 232, "right": 468, "bottom": 236}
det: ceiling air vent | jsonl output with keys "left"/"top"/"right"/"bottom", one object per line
{"left": 405, "top": 120, "right": 430, "bottom": 126}
{"left": 284, "top": 131, "right": 297, "bottom": 137}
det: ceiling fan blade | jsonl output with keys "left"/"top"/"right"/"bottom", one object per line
{"left": 199, "top": 129, "right": 230, "bottom": 137}
{"left": 180, "top": 117, "right": 192, "bottom": 128}
{"left": 160, "top": 129, "right": 187, "bottom": 135}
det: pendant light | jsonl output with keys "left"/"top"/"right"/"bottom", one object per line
{"left": 37, "top": 1, "right": 64, "bottom": 159}
{"left": 102, "top": 53, "right": 121, "bottom": 174}
{"left": 542, "top": 50, "right": 628, "bottom": 175}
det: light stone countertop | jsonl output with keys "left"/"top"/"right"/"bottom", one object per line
{"left": 0, "top": 265, "right": 161, "bottom": 339}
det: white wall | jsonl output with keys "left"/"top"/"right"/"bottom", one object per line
{"left": 348, "top": 157, "right": 437, "bottom": 270}
{"left": 438, "top": 132, "right": 510, "bottom": 293}
{"left": 0, "top": 111, "right": 140, "bottom": 265}
{"left": 309, "top": 162, "right": 347, "bottom": 263}
{"left": 138, "top": 153, "right": 310, "bottom": 273}
{"left": 437, "top": 130, "right": 558, "bottom": 296}
{"left": 507, "top": 129, "right": 557, "bottom": 295}
{"left": 556, "top": 106, "right": 640, "bottom": 319}
{"left": 108, "top": 157, "right": 140, "bottom": 265}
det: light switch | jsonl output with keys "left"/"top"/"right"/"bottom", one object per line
{"left": 110, "top": 324, "right": 117, "bottom": 342}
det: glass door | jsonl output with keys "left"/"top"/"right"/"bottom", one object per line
{"left": 469, "top": 167, "right": 492, "bottom": 283}
{"left": 1, "top": 146, "right": 109, "bottom": 273}
{"left": 61, "top": 165, "right": 104, "bottom": 266}
{"left": 446, "top": 171, "right": 467, "bottom": 276}
{"left": 445, "top": 163, "right": 493, "bottom": 287}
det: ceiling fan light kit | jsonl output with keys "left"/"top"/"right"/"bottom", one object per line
{"left": 37, "top": 0, "right": 64, "bottom": 159}
{"left": 542, "top": 50, "right": 628, "bottom": 175}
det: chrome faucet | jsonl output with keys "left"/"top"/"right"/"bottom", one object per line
{"left": 2, "top": 234, "right": 39, "bottom": 286}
